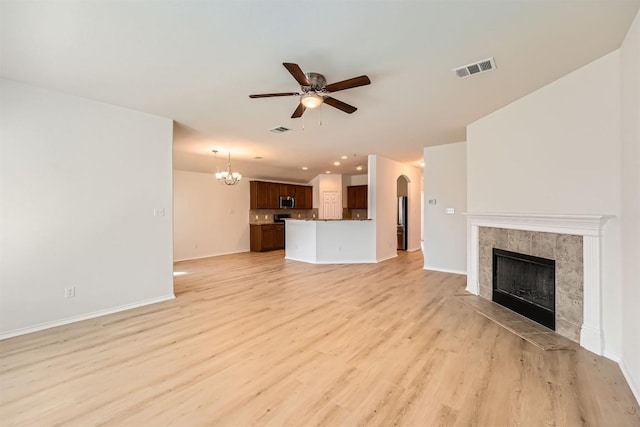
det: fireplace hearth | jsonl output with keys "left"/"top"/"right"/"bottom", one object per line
{"left": 492, "top": 248, "right": 556, "bottom": 329}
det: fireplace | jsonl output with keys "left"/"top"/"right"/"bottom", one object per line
{"left": 465, "top": 213, "right": 612, "bottom": 355}
{"left": 492, "top": 248, "right": 555, "bottom": 329}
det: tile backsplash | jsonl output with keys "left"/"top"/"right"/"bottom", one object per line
{"left": 249, "top": 209, "right": 318, "bottom": 224}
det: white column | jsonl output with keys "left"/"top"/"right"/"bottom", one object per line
{"left": 466, "top": 223, "right": 480, "bottom": 294}
{"left": 580, "top": 235, "right": 603, "bottom": 355}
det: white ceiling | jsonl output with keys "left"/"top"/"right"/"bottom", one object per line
{"left": 2, "top": 1, "right": 638, "bottom": 182}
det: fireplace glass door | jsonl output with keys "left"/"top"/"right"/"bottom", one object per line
{"left": 492, "top": 248, "right": 555, "bottom": 329}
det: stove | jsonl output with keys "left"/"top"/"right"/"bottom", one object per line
{"left": 274, "top": 213, "right": 291, "bottom": 223}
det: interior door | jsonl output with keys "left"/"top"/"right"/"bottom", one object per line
{"left": 322, "top": 191, "right": 341, "bottom": 219}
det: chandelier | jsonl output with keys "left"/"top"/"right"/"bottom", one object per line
{"left": 212, "top": 150, "right": 242, "bottom": 185}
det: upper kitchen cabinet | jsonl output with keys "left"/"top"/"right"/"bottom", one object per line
{"left": 347, "top": 185, "right": 368, "bottom": 209}
{"left": 250, "top": 181, "right": 314, "bottom": 210}
{"left": 250, "top": 181, "right": 279, "bottom": 209}
{"left": 298, "top": 185, "right": 312, "bottom": 209}
{"left": 279, "top": 184, "right": 296, "bottom": 197}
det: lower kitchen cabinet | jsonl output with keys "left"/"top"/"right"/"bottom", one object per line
{"left": 250, "top": 224, "right": 285, "bottom": 252}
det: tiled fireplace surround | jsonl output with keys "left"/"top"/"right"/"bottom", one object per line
{"left": 465, "top": 213, "right": 611, "bottom": 355}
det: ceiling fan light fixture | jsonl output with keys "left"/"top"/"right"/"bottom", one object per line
{"left": 301, "top": 93, "right": 323, "bottom": 109}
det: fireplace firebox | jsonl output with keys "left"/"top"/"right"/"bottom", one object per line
{"left": 492, "top": 248, "right": 556, "bottom": 329}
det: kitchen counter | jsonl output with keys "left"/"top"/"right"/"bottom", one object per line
{"left": 284, "top": 219, "right": 376, "bottom": 264}
{"left": 295, "top": 218, "right": 372, "bottom": 221}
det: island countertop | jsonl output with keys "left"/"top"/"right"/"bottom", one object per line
{"left": 286, "top": 218, "right": 371, "bottom": 221}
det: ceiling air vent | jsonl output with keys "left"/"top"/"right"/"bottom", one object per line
{"left": 269, "top": 126, "right": 290, "bottom": 133}
{"left": 453, "top": 57, "right": 497, "bottom": 79}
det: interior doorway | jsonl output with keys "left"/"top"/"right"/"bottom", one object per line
{"left": 322, "top": 191, "right": 341, "bottom": 219}
{"left": 397, "top": 176, "right": 409, "bottom": 251}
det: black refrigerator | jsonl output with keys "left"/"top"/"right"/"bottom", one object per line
{"left": 397, "top": 196, "right": 407, "bottom": 250}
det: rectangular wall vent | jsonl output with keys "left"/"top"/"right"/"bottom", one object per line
{"left": 453, "top": 57, "right": 497, "bottom": 79}
{"left": 270, "top": 126, "right": 290, "bottom": 133}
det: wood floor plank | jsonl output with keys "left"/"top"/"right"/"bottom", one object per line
{"left": 1, "top": 250, "right": 638, "bottom": 426}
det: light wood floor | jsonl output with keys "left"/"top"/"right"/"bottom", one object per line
{"left": 1, "top": 251, "right": 638, "bottom": 426}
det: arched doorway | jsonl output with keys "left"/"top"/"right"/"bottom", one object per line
{"left": 397, "top": 175, "right": 409, "bottom": 251}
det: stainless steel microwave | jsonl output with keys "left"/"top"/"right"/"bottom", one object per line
{"left": 279, "top": 196, "right": 296, "bottom": 209}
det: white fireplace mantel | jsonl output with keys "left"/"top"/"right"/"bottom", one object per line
{"left": 464, "top": 212, "right": 613, "bottom": 355}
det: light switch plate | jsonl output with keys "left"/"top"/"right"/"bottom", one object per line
{"left": 446, "top": 208, "right": 455, "bottom": 214}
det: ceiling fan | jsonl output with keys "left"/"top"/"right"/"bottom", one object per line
{"left": 249, "top": 62, "right": 371, "bottom": 118}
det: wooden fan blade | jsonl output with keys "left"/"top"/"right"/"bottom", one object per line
{"left": 249, "top": 92, "right": 299, "bottom": 98}
{"left": 323, "top": 96, "right": 357, "bottom": 114}
{"left": 291, "top": 103, "right": 306, "bottom": 118}
{"left": 325, "top": 75, "right": 371, "bottom": 92}
{"left": 283, "top": 63, "right": 310, "bottom": 86}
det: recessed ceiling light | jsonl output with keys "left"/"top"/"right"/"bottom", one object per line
{"left": 302, "top": 166, "right": 308, "bottom": 170}
{"left": 254, "top": 156, "right": 263, "bottom": 160}
{"left": 340, "top": 155, "right": 348, "bottom": 160}
{"left": 333, "top": 161, "right": 340, "bottom": 166}
{"left": 356, "top": 165, "right": 363, "bottom": 171}
{"left": 325, "top": 171, "right": 331, "bottom": 174}
{"left": 420, "top": 161, "right": 425, "bottom": 167}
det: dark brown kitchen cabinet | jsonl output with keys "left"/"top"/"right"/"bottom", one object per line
{"left": 250, "top": 181, "right": 279, "bottom": 209}
{"left": 267, "top": 183, "right": 280, "bottom": 208}
{"left": 250, "top": 224, "right": 285, "bottom": 252}
{"left": 279, "top": 184, "right": 296, "bottom": 197}
{"left": 299, "top": 185, "right": 312, "bottom": 209}
{"left": 347, "top": 185, "right": 368, "bottom": 209}
{"left": 251, "top": 180, "right": 314, "bottom": 210}
{"left": 273, "top": 223, "right": 285, "bottom": 248}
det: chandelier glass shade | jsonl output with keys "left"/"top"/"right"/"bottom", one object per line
{"left": 213, "top": 150, "right": 242, "bottom": 185}
{"left": 300, "top": 93, "right": 323, "bottom": 108}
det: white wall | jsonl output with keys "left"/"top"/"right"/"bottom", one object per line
{"left": 0, "top": 80, "right": 174, "bottom": 337}
{"left": 620, "top": 10, "right": 640, "bottom": 403}
{"left": 467, "top": 52, "right": 622, "bottom": 358}
{"left": 369, "top": 154, "right": 423, "bottom": 261}
{"left": 310, "top": 175, "right": 320, "bottom": 212}
{"left": 285, "top": 220, "right": 376, "bottom": 264}
{"left": 173, "top": 170, "right": 250, "bottom": 261}
{"left": 423, "top": 142, "right": 467, "bottom": 274}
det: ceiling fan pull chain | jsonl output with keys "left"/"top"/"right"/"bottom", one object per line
{"left": 320, "top": 104, "right": 323, "bottom": 126}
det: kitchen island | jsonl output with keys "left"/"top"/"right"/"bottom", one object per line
{"left": 285, "top": 219, "right": 376, "bottom": 264}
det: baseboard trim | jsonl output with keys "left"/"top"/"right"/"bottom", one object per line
{"left": 284, "top": 256, "right": 378, "bottom": 264}
{"left": 620, "top": 358, "right": 640, "bottom": 406}
{"left": 604, "top": 351, "right": 621, "bottom": 363}
{"left": 174, "top": 250, "right": 249, "bottom": 262}
{"left": 0, "top": 294, "right": 175, "bottom": 341}
{"left": 423, "top": 265, "right": 468, "bottom": 275}
{"left": 376, "top": 253, "right": 398, "bottom": 263}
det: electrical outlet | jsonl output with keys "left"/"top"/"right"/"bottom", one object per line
{"left": 255, "top": 215, "right": 259, "bottom": 220}
{"left": 264, "top": 215, "right": 268, "bottom": 219}
{"left": 64, "top": 286, "right": 75, "bottom": 298}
